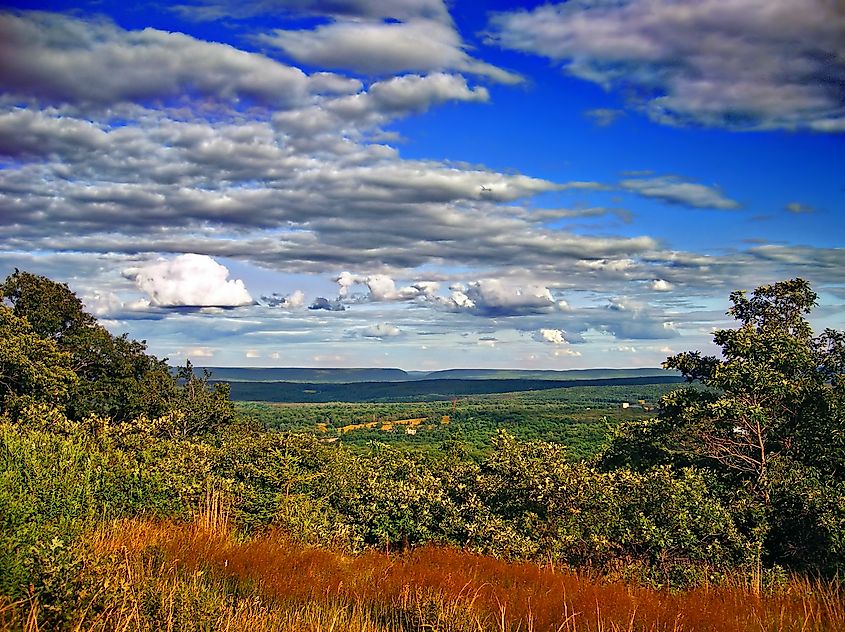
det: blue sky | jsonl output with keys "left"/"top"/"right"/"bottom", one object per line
{"left": 0, "top": 0, "right": 843, "bottom": 369}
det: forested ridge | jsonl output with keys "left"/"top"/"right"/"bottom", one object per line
{"left": 1, "top": 272, "right": 844, "bottom": 630}
{"left": 219, "top": 374, "right": 683, "bottom": 403}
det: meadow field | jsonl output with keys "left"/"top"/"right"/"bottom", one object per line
{"left": 6, "top": 506, "right": 843, "bottom": 632}
{"left": 234, "top": 381, "right": 679, "bottom": 458}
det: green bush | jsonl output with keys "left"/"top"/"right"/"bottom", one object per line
{"left": 0, "top": 413, "right": 210, "bottom": 623}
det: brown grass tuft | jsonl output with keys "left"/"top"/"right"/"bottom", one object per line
{"left": 79, "top": 517, "right": 845, "bottom": 632}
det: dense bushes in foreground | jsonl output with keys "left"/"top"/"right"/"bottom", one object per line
{"left": 1, "top": 273, "right": 844, "bottom": 629}
{"left": 0, "top": 416, "right": 753, "bottom": 612}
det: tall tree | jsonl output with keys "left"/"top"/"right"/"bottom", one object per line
{"left": 0, "top": 306, "right": 77, "bottom": 417}
{"left": 1, "top": 270, "right": 233, "bottom": 430}
{"left": 659, "top": 279, "right": 843, "bottom": 493}
{"left": 1, "top": 270, "right": 95, "bottom": 341}
{"left": 1, "top": 270, "right": 173, "bottom": 421}
{"left": 603, "top": 279, "right": 845, "bottom": 574}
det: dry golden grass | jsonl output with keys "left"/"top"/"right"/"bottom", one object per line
{"left": 73, "top": 513, "right": 844, "bottom": 632}
{"left": 4, "top": 499, "right": 843, "bottom": 632}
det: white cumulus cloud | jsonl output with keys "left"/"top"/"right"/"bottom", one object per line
{"left": 534, "top": 328, "right": 569, "bottom": 345}
{"left": 262, "top": 289, "right": 306, "bottom": 308}
{"left": 620, "top": 177, "right": 740, "bottom": 210}
{"left": 649, "top": 279, "right": 673, "bottom": 291}
{"left": 283, "top": 289, "right": 307, "bottom": 308}
{"left": 262, "top": 18, "right": 521, "bottom": 84}
{"left": 433, "top": 278, "right": 564, "bottom": 316}
{"left": 178, "top": 346, "right": 215, "bottom": 358}
{"left": 467, "top": 279, "right": 557, "bottom": 315}
{"left": 365, "top": 274, "right": 421, "bottom": 301}
{"left": 361, "top": 323, "right": 402, "bottom": 338}
{"left": 554, "top": 348, "right": 581, "bottom": 357}
{"left": 124, "top": 253, "right": 253, "bottom": 307}
{"left": 335, "top": 272, "right": 439, "bottom": 302}
{"left": 0, "top": 12, "right": 328, "bottom": 108}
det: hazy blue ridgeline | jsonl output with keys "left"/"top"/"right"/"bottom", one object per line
{"left": 189, "top": 366, "right": 679, "bottom": 383}
{"left": 216, "top": 375, "right": 684, "bottom": 403}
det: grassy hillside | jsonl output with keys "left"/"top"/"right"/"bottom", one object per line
{"left": 3, "top": 420, "right": 844, "bottom": 630}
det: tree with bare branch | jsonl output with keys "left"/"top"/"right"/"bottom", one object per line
{"left": 603, "top": 279, "right": 845, "bottom": 575}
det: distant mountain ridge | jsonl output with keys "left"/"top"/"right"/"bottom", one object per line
{"left": 219, "top": 375, "right": 685, "bottom": 403}
{"left": 422, "top": 368, "right": 677, "bottom": 381}
{"left": 194, "top": 366, "right": 678, "bottom": 384}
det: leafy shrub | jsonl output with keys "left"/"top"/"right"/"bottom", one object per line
{"left": 0, "top": 411, "right": 211, "bottom": 624}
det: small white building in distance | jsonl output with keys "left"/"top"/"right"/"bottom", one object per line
{"left": 620, "top": 402, "right": 630, "bottom": 409}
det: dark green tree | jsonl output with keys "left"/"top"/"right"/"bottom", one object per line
{"left": 0, "top": 306, "right": 78, "bottom": 417}
{"left": 603, "top": 278, "right": 845, "bottom": 574}
{"left": 165, "top": 361, "right": 234, "bottom": 437}
{"left": 1, "top": 270, "right": 235, "bottom": 433}
{"left": 661, "top": 279, "right": 842, "bottom": 493}
{"left": 1, "top": 270, "right": 173, "bottom": 422}
{"left": 1, "top": 270, "right": 95, "bottom": 341}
